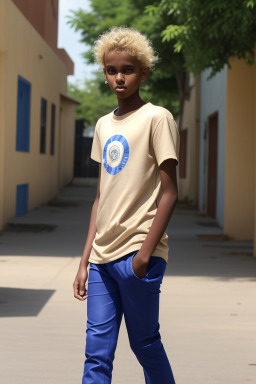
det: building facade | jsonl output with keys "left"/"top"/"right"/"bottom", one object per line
{"left": 0, "top": 0, "right": 79, "bottom": 230}
{"left": 182, "top": 59, "right": 256, "bottom": 255}
{"left": 224, "top": 59, "right": 255, "bottom": 243}
{"left": 199, "top": 67, "right": 227, "bottom": 226}
{"left": 178, "top": 74, "right": 201, "bottom": 208}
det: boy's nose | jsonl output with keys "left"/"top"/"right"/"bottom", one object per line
{"left": 115, "top": 72, "right": 125, "bottom": 83}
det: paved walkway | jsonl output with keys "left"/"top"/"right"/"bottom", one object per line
{"left": 0, "top": 183, "right": 256, "bottom": 384}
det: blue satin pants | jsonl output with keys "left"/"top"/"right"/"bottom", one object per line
{"left": 82, "top": 250, "right": 175, "bottom": 384}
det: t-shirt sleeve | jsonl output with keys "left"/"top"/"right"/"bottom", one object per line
{"left": 152, "top": 116, "right": 180, "bottom": 166}
{"left": 90, "top": 123, "right": 102, "bottom": 163}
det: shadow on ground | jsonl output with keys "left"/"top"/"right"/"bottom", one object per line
{"left": 0, "top": 287, "right": 55, "bottom": 317}
{"left": 0, "top": 185, "right": 256, "bottom": 281}
{"left": 167, "top": 209, "right": 256, "bottom": 281}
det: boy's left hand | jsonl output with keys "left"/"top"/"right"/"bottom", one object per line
{"left": 132, "top": 253, "right": 149, "bottom": 279}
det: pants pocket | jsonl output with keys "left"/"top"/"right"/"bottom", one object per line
{"left": 147, "top": 257, "right": 166, "bottom": 282}
{"left": 130, "top": 251, "right": 148, "bottom": 281}
{"left": 130, "top": 252, "right": 166, "bottom": 282}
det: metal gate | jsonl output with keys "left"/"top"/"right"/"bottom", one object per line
{"left": 74, "top": 121, "right": 99, "bottom": 178}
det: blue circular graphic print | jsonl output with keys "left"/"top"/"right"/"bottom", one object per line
{"left": 103, "top": 135, "right": 129, "bottom": 175}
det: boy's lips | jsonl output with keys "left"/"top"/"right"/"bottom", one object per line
{"left": 115, "top": 86, "right": 127, "bottom": 92}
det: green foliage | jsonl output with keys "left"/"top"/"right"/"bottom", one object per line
{"left": 66, "top": 0, "right": 180, "bottom": 117}
{"left": 151, "top": 0, "right": 256, "bottom": 77}
{"left": 68, "top": 77, "right": 117, "bottom": 127}
{"left": 66, "top": 0, "right": 256, "bottom": 126}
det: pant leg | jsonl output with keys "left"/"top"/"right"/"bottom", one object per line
{"left": 116, "top": 251, "right": 176, "bottom": 384}
{"left": 82, "top": 262, "right": 123, "bottom": 384}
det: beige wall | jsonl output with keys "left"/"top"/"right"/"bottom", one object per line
{"left": 0, "top": 0, "right": 77, "bottom": 228}
{"left": 0, "top": 52, "right": 6, "bottom": 230}
{"left": 0, "top": 0, "right": 6, "bottom": 229}
{"left": 59, "top": 97, "right": 77, "bottom": 189}
{"left": 12, "top": 0, "right": 58, "bottom": 52}
{"left": 12, "top": 0, "right": 74, "bottom": 75}
{"left": 0, "top": 0, "right": 5, "bottom": 49}
{"left": 178, "top": 75, "right": 200, "bottom": 207}
{"left": 224, "top": 58, "right": 255, "bottom": 240}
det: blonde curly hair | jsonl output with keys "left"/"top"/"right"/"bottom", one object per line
{"left": 93, "top": 26, "right": 159, "bottom": 69}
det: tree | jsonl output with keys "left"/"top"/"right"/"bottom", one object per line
{"left": 67, "top": 0, "right": 256, "bottom": 129}
{"left": 66, "top": 0, "right": 181, "bottom": 119}
{"left": 68, "top": 77, "right": 117, "bottom": 127}
{"left": 148, "top": 0, "right": 256, "bottom": 77}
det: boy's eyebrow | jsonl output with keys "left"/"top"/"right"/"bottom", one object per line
{"left": 105, "top": 64, "right": 135, "bottom": 68}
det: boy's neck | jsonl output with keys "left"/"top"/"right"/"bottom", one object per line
{"left": 115, "top": 92, "right": 146, "bottom": 116}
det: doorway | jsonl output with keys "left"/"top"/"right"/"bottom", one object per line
{"left": 207, "top": 113, "right": 218, "bottom": 217}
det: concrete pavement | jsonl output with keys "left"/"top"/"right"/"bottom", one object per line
{"left": 0, "top": 182, "right": 256, "bottom": 384}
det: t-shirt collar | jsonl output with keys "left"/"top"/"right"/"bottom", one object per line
{"left": 111, "top": 102, "right": 152, "bottom": 122}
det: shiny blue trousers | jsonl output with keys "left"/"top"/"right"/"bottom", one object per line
{"left": 82, "top": 250, "right": 176, "bottom": 384}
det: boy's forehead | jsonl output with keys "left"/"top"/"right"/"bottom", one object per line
{"left": 103, "top": 50, "right": 140, "bottom": 66}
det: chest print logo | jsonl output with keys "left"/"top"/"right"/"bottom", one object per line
{"left": 109, "top": 145, "right": 120, "bottom": 162}
{"left": 103, "top": 134, "right": 129, "bottom": 175}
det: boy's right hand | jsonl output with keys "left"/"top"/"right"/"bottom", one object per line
{"left": 73, "top": 264, "right": 88, "bottom": 301}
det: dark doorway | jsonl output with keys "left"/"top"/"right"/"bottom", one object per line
{"left": 207, "top": 113, "right": 218, "bottom": 218}
{"left": 74, "top": 120, "right": 99, "bottom": 178}
{"left": 179, "top": 129, "right": 187, "bottom": 179}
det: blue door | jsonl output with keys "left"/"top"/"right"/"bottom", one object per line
{"left": 16, "top": 76, "right": 31, "bottom": 152}
{"left": 16, "top": 184, "right": 29, "bottom": 217}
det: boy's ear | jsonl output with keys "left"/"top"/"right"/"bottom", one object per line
{"left": 140, "top": 67, "right": 150, "bottom": 82}
{"left": 103, "top": 68, "right": 108, "bottom": 83}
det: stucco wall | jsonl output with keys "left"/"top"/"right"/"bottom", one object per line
{"left": 199, "top": 67, "right": 227, "bottom": 227}
{"left": 178, "top": 75, "right": 200, "bottom": 207}
{"left": 224, "top": 59, "right": 255, "bottom": 240}
{"left": 12, "top": 0, "right": 59, "bottom": 51}
{"left": 0, "top": 0, "right": 6, "bottom": 229}
{"left": 0, "top": 52, "right": 6, "bottom": 230}
{"left": 1, "top": 0, "right": 69, "bottom": 226}
{"left": 59, "top": 98, "right": 76, "bottom": 189}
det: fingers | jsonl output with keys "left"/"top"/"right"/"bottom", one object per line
{"left": 79, "top": 281, "right": 85, "bottom": 296}
{"left": 73, "top": 280, "right": 88, "bottom": 301}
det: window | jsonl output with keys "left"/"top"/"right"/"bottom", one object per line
{"left": 179, "top": 129, "right": 187, "bottom": 178}
{"left": 40, "top": 97, "right": 47, "bottom": 153}
{"left": 16, "top": 76, "right": 31, "bottom": 152}
{"left": 16, "top": 184, "right": 29, "bottom": 217}
{"left": 50, "top": 103, "right": 56, "bottom": 155}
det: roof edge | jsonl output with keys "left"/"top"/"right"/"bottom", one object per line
{"left": 60, "top": 93, "right": 81, "bottom": 105}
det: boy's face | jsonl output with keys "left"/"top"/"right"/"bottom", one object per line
{"left": 103, "top": 51, "right": 149, "bottom": 100}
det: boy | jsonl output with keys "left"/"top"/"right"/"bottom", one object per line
{"left": 73, "top": 26, "right": 179, "bottom": 384}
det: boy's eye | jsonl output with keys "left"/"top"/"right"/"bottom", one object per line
{"left": 124, "top": 68, "right": 133, "bottom": 73}
{"left": 107, "top": 68, "right": 116, "bottom": 74}
{"left": 106, "top": 67, "right": 134, "bottom": 75}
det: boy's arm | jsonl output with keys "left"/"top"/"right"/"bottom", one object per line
{"left": 132, "top": 158, "right": 178, "bottom": 278}
{"left": 73, "top": 164, "right": 101, "bottom": 300}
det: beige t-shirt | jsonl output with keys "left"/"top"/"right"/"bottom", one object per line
{"left": 89, "top": 102, "right": 179, "bottom": 264}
